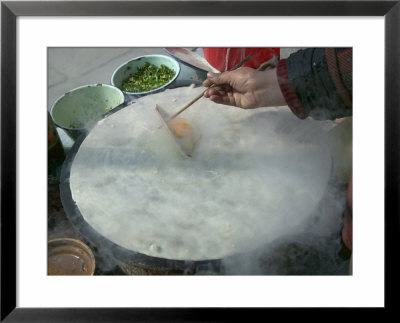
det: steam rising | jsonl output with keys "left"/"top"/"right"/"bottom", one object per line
{"left": 217, "top": 183, "right": 348, "bottom": 275}
{"left": 65, "top": 86, "right": 351, "bottom": 275}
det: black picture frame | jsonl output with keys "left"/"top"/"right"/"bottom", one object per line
{"left": 1, "top": 1, "right": 399, "bottom": 321}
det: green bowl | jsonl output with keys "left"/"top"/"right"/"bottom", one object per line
{"left": 50, "top": 84, "right": 124, "bottom": 139}
{"left": 111, "top": 54, "right": 180, "bottom": 96}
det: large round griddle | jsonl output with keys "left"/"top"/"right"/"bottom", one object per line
{"left": 60, "top": 86, "right": 333, "bottom": 273}
{"left": 60, "top": 130, "right": 223, "bottom": 274}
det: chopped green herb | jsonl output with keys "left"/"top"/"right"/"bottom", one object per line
{"left": 121, "top": 62, "right": 175, "bottom": 93}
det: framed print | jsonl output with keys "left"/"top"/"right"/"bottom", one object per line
{"left": 1, "top": 1, "right": 399, "bottom": 321}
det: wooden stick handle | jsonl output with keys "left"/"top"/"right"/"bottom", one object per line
{"left": 168, "top": 84, "right": 215, "bottom": 120}
{"left": 169, "top": 54, "right": 256, "bottom": 120}
{"left": 169, "top": 54, "right": 254, "bottom": 120}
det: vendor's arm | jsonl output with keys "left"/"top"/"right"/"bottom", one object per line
{"left": 203, "top": 48, "right": 352, "bottom": 120}
{"left": 277, "top": 48, "right": 352, "bottom": 120}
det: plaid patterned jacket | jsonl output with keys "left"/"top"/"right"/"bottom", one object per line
{"left": 277, "top": 48, "right": 352, "bottom": 120}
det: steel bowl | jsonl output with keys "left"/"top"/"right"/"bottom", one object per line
{"left": 111, "top": 54, "right": 181, "bottom": 97}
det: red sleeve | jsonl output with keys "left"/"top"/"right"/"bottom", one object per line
{"left": 276, "top": 59, "right": 308, "bottom": 119}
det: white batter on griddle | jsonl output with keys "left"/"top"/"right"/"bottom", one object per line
{"left": 70, "top": 86, "right": 332, "bottom": 260}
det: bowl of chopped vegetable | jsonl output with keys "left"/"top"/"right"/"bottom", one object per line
{"left": 111, "top": 55, "right": 180, "bottom": 97}
{"left": 50, "top": 84, "right": 124, "bottom": 140}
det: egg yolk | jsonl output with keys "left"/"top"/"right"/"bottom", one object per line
{"left": 169, "top": 118, "right": 193, "bottom": 138}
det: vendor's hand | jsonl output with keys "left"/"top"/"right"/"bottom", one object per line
{"left": 203, "top": 67, "right": 286, "bottom": 109}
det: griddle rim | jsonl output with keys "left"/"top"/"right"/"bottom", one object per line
{"left": 59, "top": 104, "right": 223, "bottom": 274}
